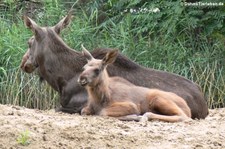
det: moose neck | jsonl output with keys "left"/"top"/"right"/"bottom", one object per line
{"left": 41, "top": 29, "right": 86, "bottom": 75}
{"left": 87, "top": 69, "right": 111, "bottom": 105}
{"left": 47, "top": 29, "right": 75, "bottom": 53}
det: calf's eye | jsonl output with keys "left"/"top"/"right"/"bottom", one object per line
{"left": 94, "top": 68, "right": 100, "bottom": 75}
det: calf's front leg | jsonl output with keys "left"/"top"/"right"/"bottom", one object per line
{"left": 81, "top": 102, "right": 94, "bottom": 115}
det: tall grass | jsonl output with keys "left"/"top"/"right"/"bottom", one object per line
{"left": 0, "top": 0, "right": 224, "bottom": 110}
{"left": 190, "top": 62, "right": 225, "bottom": 109}
{"left": 0, "top": 69, "right": 59, "bottom": 109}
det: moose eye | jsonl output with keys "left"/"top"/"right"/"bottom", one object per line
{"left": 28, "top": 41, "right": 34, "bottom": 48}
{"left": 94, "top": 68, "right": 100, "bottom": 75}
{"left": 28, "top": 43, "right": 31, "bottom": 48}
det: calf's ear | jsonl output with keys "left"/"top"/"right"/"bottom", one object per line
{"left": 53, "top": 12, "right": 73, "bottom": 34}
{"left": 81, "top": 44, "right": 93, "bottom": 61}
{"left": 23, "top": 16, "right": 42, "bottom": 40}
{"left": 103, "top": 49, "right": 118, "bottom": 66}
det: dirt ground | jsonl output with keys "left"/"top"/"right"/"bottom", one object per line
{"left": 0, "top": 104, "right": 224, "bottom": 149}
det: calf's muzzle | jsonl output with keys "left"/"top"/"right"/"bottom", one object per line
{"left": 78, "top": 75, "right": 88, "bottom": 86}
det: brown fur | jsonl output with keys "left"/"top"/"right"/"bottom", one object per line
{"left": 78, "top": 48, "right": 191, "bottom": 122}
{"left": 20, "top": 13, "right": 208, "bottom": 119}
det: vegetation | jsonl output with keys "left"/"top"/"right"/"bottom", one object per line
{"left": 17, "top": 130, "right": 30, "bottom": 146}
{"left": 0, "top": 0, "right": 224, "bottom": 109}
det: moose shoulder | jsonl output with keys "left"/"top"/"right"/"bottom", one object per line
{"left": 20, "top": 13, "right": 208, "bottom": 119}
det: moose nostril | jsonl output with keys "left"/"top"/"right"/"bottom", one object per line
{"left": 24, "top": 65, "right": 31, "bottom": 73}
{"left": 78, "top": 76, "right": 88, "bottom": 86}
{"left": 24, "top": 63, "right": 35, "bottom": 73}
{"left": 81, "top": 78, "right": 87, "bottom": 84}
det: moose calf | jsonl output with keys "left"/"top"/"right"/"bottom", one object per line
{"left": 77, "top": 45, "right": 191, "bottom": 122}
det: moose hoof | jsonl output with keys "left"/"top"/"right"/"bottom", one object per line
{"left": 140, "top": 112, "right": 153, "bottom": 122}
{"left": 140, "top": 115, "right": 149, "bottom": 122}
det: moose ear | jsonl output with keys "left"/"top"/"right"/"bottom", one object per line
{"left": 23, "top": 16, "right": 38, "bottom": 30}
{"left": 53, "top": 12, "right": 73, "bottom": 34}
{"left": 103, "top": 49, "right": 118, "bottom": 66}
{"left": 23, "top": 16, "right": 42, "bottom": 40}
{"left": 81, "top": 44, "right": 93, "bottom": 61}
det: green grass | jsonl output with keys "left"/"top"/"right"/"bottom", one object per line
{"left": 17, "top": 130, "right": 30, "bottom": 146}
{"left": 0, "top": 69, "right": 59, "bottom": 109}
{"left": 0, "top": 0, "right": 224, "bottom": 110}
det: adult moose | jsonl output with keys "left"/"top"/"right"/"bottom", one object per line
{"left": 20, "top": 13, "right": 208, "bottom": 119}
{"left": 78, "top": 46, "right": 191, "bottom": 122}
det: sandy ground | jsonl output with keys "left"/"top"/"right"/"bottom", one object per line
{"left": 0, "top": 104, "right": 224, "bottom": 149}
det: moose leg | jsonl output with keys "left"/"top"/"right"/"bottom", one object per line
{"left": 117, "top": 114, "right": 143, "bottom": 121}
{"left": 100, "top": 102, "right": 141, "bottom": 121}
{"left": 81, "top": 103, "right": 94, "bottom": 115}
{"left": 141, "top": 112, "right": 190, "bottom": 123}
{"left": 142, "top": 97, "right": 190, "bottom": 122}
